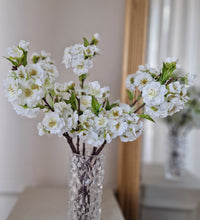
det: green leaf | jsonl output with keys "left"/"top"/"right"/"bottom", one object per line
{"left": 22, "top": 51, "right": 28, "bottom": 66}
{"left": 83, "top": 37, "right": 90, "bottom": 47}
{"left": 69, "top": 91, "right": 77, "bottom": 111}
{"left": 159, "top": 62, "right": 176, "bottom": 84}
{"left": 48, "top": 98, "right": 54, "bottom": 109}
{"left": 91, "top": 96, "right": 101, "bottom": 115}
{"left": 126, "top": 89, "right": 134, "bottom": 101}
{"left": 32, "top": 55, "right": 40, "bottom": 64}
{"left": 19, "top": 104, "right": 28, "bottom": 109}
{"left": 105, "top": 98, "right": 119, "bottom": 110}
{"left": 36, "top": 103, "right": 45, "bottom": 109}
{"left": 151, "top": 106, "right": 158, "bottom": 111}
{"left": 105, "top": 99, "right": 119, "bottom": 111}
{"left": 49, "top": 89, "right": 56, "bottom": 97}
{"left": 63, "top": 99, "right": 71, "bottom": 105}
{"left": 4, "top": 57, "right": 18, "bottom": 66}
{"left": 91, "top": 36, "right": 99, "bottom": 45}
{"left": 138, "top": 114, "right": 155, "bottom": 123}
{"left": 79, "top": 73, "right": 88, "bottom": 82}
{"left": 105, "top": 99, "right": 111, "bottom": 110}
{"left": 110, "top": 102, "right": 119, "bottom": 109}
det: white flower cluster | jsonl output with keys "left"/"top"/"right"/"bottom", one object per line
{"left": 126, "top": 58, "right": 195, "bottom": 118}
{"left": 4, "top": 41, "right": 58, "bottom": 118}
{"left": 38, "top": 102, "right": 78, "bottom": 136}
{"left": 166, "top": 86, "right": 200, "bottom": 128}
{"left": 62, "top": 33, "right": 100, "bottom": 76}
{"left": 37, "top": 79, "right": 143, "bottom": 146}
{"left": 76, "top": 104, "right": 143, "bottom": 147}
{"left": 4, "top": 36, "right": 193, "bottom": 154}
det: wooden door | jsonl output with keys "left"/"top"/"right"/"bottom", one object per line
{"left": 117, "top": 0, "right": 149, "bottom": 219}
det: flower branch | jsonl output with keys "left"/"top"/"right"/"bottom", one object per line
{"left": 3, "top": 36, "right": 194, "bottom": 157}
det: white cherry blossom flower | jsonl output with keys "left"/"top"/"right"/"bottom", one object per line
{"left": 94, "top": 112, "right": 109, "bottom": 128}
{"left": 80, "top": 95, "right": 92, "bottom": 111}
{"left": 37, "top": 122, "right": 46, "bottom": 136}
{"left": 93, "top": 33, "right": 100, "bottom": 41}
{"left": 149, "top": 67, "right": 160, "bottom": 76}
{"left": 144, "top": 104, "right": 168, "bottom": 118}
{"left": 125, "top": 74, "right": 135, "bottom": 92}
{"left": 19, "top": 79, "right": 44, "bottom": 108}
{"left": 42, "top": 63, "right": 59, "bottom": 82}
{"left": 54, "top": 81, "right": 74, "bottom": 96}
{"left": 84, "top": 81, "right": 101, "bottom": 97}
{"left": 41, "top": 50, "right": 51, "bottom": 59}
{"left": 42, "top": 112, "right": 65, "bottom": 135}
{"left": 13, "top": 104, "right": 40, "bottom": 118}
{"left": 186, "top": 73, "right": 195, "bottom": 86}
{"left": 142, "top": 82, "right": 167, "bottom": 106}
{"left": 134, "top": 71, "right": 153, "bottom": 90}
{"left": 168, "top": 81, "right": 182, "bottom": 94}
{"left": 109, "top": 106, "right": 123, "bottom": 118}
{"left": 72, "top": 59, "right": 93, "bottom": 75}
{"left": 4, "top": 78, "right": 22, "bottom": 103}
{"left": 7, "top": 46, "right": 23, "bottom": 58}
{"left": 120, "top": 120, "right": 143, "bottom": 142}
{"left": 100, "top": 86, "right": 110, "bottom": 100}
{"left": 163, "top": 56, "right": 178, "bottom": 64}
{"left": 15, "top": 66, "right": 27, "bottom": 82}
{"left": 86, "top": 131, "right": 104, "bottom": 147}
{"left": 19, "top": 40, "right": 29, "bottom": 51}
{"left": 138, "top": 64, "right": 150, "bottom": 72}
{"left": 109, "top": 119, "right": 128, "bottom": 138}
{"left": 26, "top": 63, "right": 46, "bottom": 83}
{"left": 84, "top": 45, "right": 100, "bottom": 56}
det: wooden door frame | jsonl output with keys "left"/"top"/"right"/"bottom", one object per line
{"left": 117, "top": 0, "right": 149, "bottom": 219}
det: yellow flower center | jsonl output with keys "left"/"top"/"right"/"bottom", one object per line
{"left": 148, "top": 89, "right": 157, "bottom": 97}
{"left": 141, "top": 78, "right": 148, "bottom": 85}
{"left": 18, "top": 71, "right": 25, "bottom": 78}
{"left": 48, "top": 119, "right": 57, "bottom": 128}
{"left": 8, "top": 85, "right": 15, "bottom": 95}
{"left": 77, "top": 64, "right": 84, "bottom": 69}
{"left": 24, "top": 88, "right": 33, "bottom": 97}
{"left": 30, "top": 69, "right": 37, "bottom": 76}
{"left": 115, "top": 123, "right": 120, "bottom": 130}
{"left": 113, "top": 110, "right": 119, "bottom": 117}
{"left": 31, "top": 84, "right": 39, "bottom": 90}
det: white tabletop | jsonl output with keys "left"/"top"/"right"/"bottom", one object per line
{"left": 7, "top": 187, "right": 124, "bottom": 220}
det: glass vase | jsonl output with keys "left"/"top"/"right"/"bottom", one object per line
{"left": 68, "top": 152, "right": 104, "bottom": 220}
{"left": 165, "top": 128, "right": 187, "bottom": 181}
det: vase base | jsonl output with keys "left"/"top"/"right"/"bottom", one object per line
{"left": 165, "top": 172, "right": 184, "bottom": 181}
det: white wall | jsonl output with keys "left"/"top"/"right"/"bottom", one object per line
{"left": 0, "top": 0, "right": 125, "bottom": 219}
{"left": 143, "top": 0, "right": 200, "bottom": 176}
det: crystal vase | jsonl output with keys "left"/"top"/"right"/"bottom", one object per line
{"left": 165, "top": 127, "right": 187, "bottom": 180}
{"left": 68, "top": 152, "right": 104, "bottom": 220}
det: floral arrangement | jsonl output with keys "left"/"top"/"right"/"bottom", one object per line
{"left": 165, "top": 85, "right": 200, "bottom": 134}
{"left": 4, "top": 34, "right": 194, "bottom": 156}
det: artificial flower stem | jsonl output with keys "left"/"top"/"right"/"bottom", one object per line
{"left": 130, "top": 92, "right": 142, "bottom": 107}
{"left": 42, "top": 97, "right": 54, "bottom": 112}
{"left": 92, "top": 147, "right": 96, "bottom": 155}
{"left": 63, "top": 132, "right": 77, "bottom": 154}
{"left": 134, "top": 103, "right": 145, "bottom": 114}
{"left": 77, "top": 135, "right": 80, "bottom": 154}
{"left": 81, "top": 79, "right": 85, "bottom": 89}
{"left": 42, "top": 97, "right": 77, "bottom": 154}
{"left": 83, "top": 143, "right": 86, "bottom": 156}
{"left": 95, "top": 140, "right": 107, "bottom": 155}
{"left": 49, "top": 92, "right": 53, "bottom": 100}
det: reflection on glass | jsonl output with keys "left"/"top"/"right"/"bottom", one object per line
{"left": 141, "top": 0, "right": 200, "bottom": 219}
